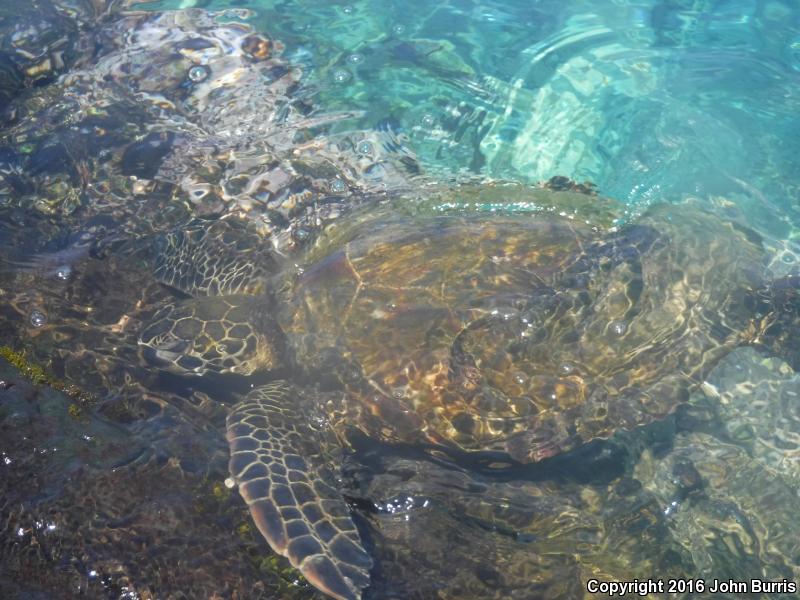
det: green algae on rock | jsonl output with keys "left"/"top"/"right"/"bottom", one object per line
{"left": 0, "top": 345, "right": 94, "bottom": 409}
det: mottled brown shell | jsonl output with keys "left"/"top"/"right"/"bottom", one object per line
{"left": 283, "top": 200, "right": 768, "bottom": 462}
{"left": 281, "top": 211, "right": 597, "bottom": 453}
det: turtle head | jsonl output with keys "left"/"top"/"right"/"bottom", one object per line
{"left": 753, "top": 273, "right": 800, "bottom": 371}
{"left": 139, "top": 295, "right": 286, "bottom": 376}
{"left": 151, "top": 219, "right": 276, "bottom": 297}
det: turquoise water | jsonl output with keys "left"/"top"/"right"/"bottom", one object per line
{"left": 1, "top": 1, "right": 800, "bottom": 599}
{"left": 141, "top": 0, "right": 800, "bottom": 232}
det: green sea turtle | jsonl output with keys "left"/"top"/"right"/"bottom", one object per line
{"left": 138, "top": 191, "right": 799, "bottom": 600}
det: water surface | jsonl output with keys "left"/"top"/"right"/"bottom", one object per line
{"left": 0, "top": 1, "right": 799, "bottom": 599}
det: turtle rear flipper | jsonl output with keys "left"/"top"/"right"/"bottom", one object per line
{"left": 756, "top": 273, "right": 800, "bottom": 370}
{"left": 226, "top": 381, "right": 372, "bottom": 600}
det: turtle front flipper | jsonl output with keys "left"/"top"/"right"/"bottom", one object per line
{"left": 226, "top": 382, "right": 372, "bottom": 600}
{"left": 139, "top": 295, "right": 286, "bottom": 376}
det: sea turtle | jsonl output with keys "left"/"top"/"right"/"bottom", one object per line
{"left": 138, "top": 191, "right": 799, "bottom": 600}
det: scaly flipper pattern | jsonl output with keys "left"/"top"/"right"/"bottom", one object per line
{"left": 226, "top": 381, "right": 372, "bottom": 600}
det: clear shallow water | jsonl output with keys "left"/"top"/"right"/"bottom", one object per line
{"left": 0, "top": 0, "right": 799, "bottom": 599}
{"left": 141, "top": 0, "right": 800, "bottom": 231}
